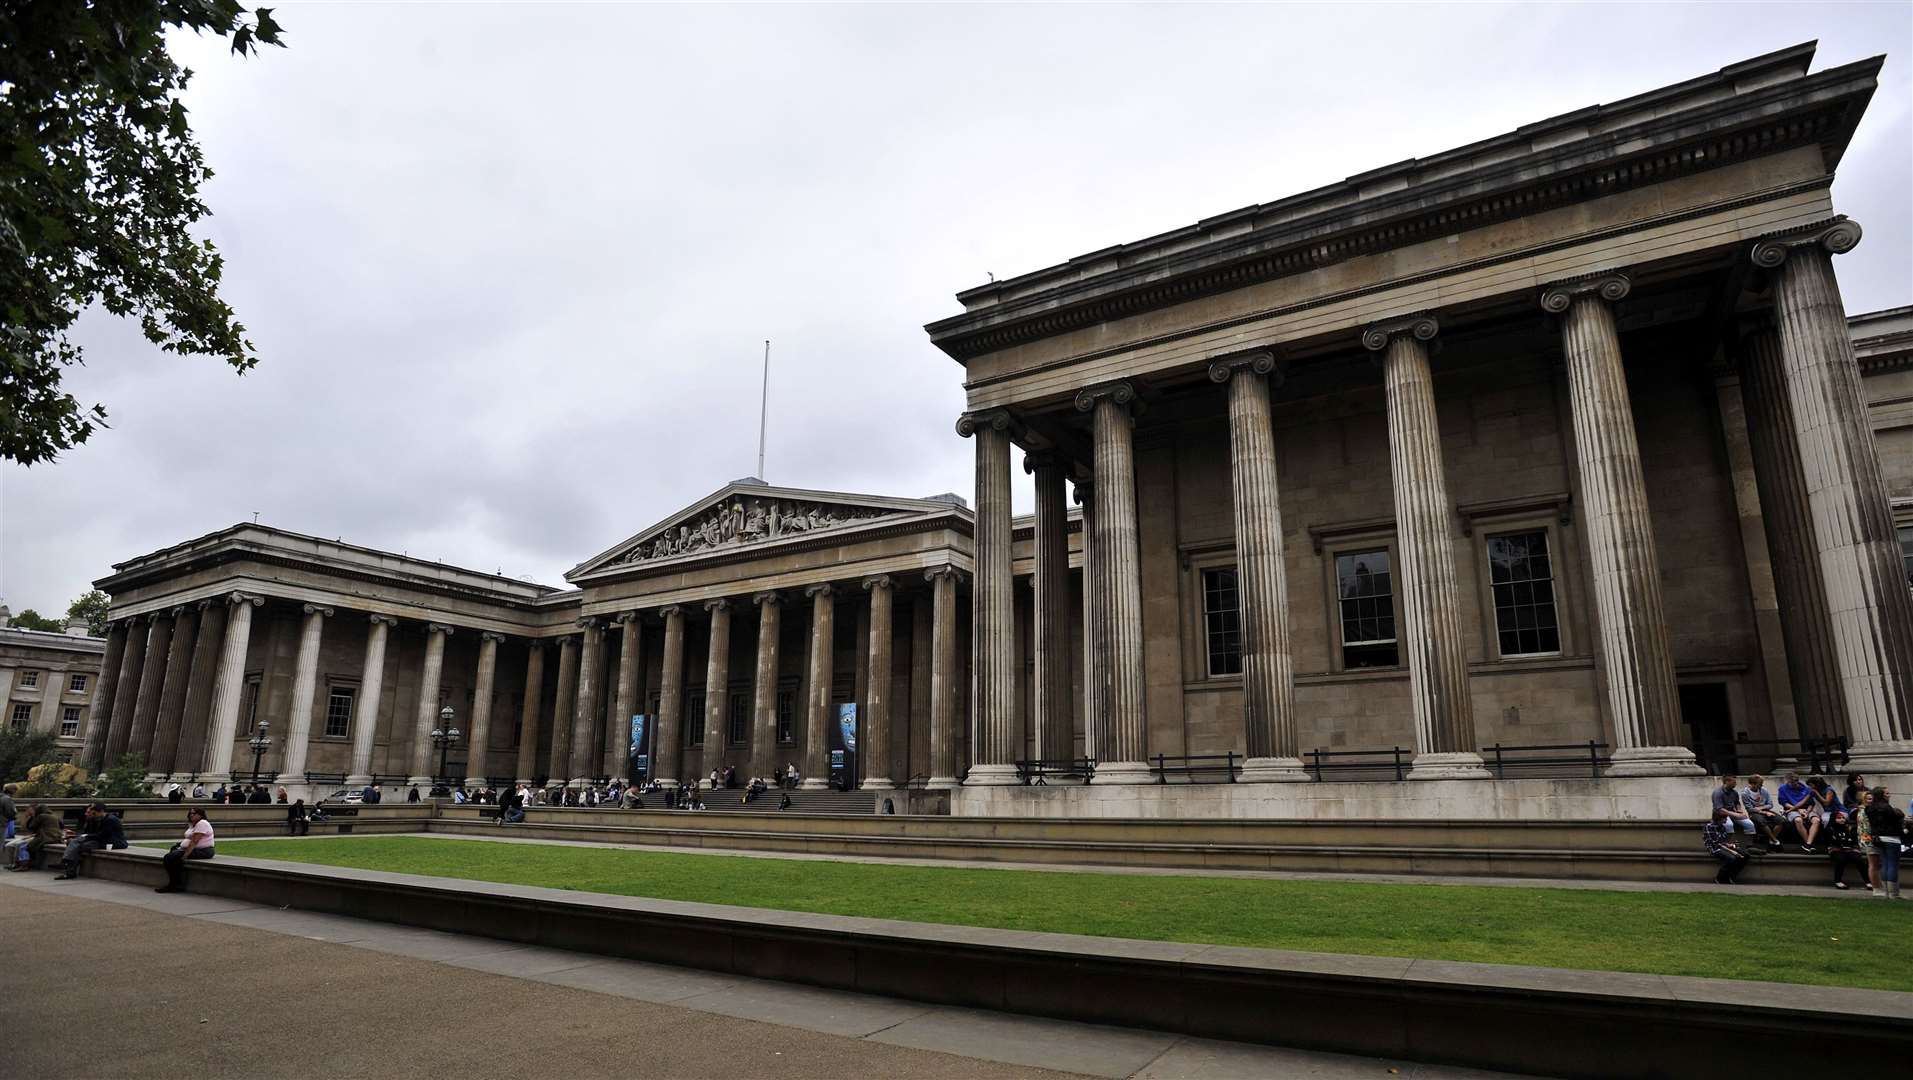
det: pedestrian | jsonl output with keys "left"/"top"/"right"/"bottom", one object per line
{"left": 190, "top": 783, "right": 207, "bottom": 800}
{"left": 275, "top": 786, "right": 289, "bottom": 804}
{"left": 0, "top": 784, "right": 16, "bottom": 841}
{"left": 1855, "top": 788, "right": 1880, "bottom": 893}
{"left": 406, "top": 786, "right": 421, "bottom": 803}
{"left": 286, "top": 799, "right": 309, "bottom": 837}
{"left": 5, "top": 803, "right": 62, "bottom": 871}
{"left": 166, "top": 784, "right": 183, "bottom": 804}
{"left": 55, "top": 803, "right": 127, "bottom": 880}
{"left": 1825, "top": 811, "right": 1868, "bottom": 891}
{"left": 1703, "top": 807, "right": 1749, "bottom": 885}
{"left": 1866, "top": 786, "right": 1904, "bottom": 900}
{"left": 157, "top": 808, "right": 215, "bottom": 894}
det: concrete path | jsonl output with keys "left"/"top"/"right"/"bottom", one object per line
{"left": 0, "top": 870, "right": 1519, "bottom": 1079}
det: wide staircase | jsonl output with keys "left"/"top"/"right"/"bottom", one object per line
{"left": 683, "top": 788, "right": 875, "bottom": 815}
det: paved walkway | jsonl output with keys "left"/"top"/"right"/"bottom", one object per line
{"left": 247, "top": 827, "right": 1866, "bottom": 900}
{"left": 0, "top": 870, "right": 1517, "bottom": 1079}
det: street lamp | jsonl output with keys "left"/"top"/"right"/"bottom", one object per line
{"left": 430, "top": 705, "right": 461, "bottom": 789}
{"left": 247, "top": 720, "right": 274, "bottom": 784}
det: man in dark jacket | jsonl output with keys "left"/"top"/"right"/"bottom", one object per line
{"left": 55, "top": 803, "right": 128, "bottom": 880}
{"left": 246, "top": 785, "right": 271, "bottom": 805}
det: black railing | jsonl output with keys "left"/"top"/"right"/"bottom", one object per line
{"left": 302, "top": 771, "right": 347, "bottom": 785}
{"left": 370, "top": 773, "right": 410, "bottom": 786}
{"left": 1480, "top": 741, "right": 1609, "bottom": 779}
{"left": 483, "top": 776, "right": 518, "bottom": 788}
{"left": 1305, "top": 746, "right": 1412, "bottom": 781}
{"left": 1013, "top": 758, "right": 1097, "bottom": 785}
{"left": 1695, "top": 736, "right": 1850, "bottom": 776}
{"left": 1152, "top": 753, "right": 1239, "bottom": 784}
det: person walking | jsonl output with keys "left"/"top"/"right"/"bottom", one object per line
{"left": 1703, "top": 808, "right": 1749, "bottom": 885}
{"left": 1866, "top": 786, "right": 1904, "bottom": 900}
{"left": 1854, "top": 789, "right": 1880, "bottom": 893}
{"left": 157, "top": 808, "right": 215, "bottom": 893}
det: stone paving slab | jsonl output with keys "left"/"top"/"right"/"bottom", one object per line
{"left": 869, "top": 1005, "right": 1181, "bottom": 1078}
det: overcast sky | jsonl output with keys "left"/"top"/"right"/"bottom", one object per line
{"left": 2, "top": 2, "right": 1909, "bottom": 616}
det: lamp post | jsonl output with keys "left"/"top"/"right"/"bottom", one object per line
{"left": 247, "top": 721, "right": 274, "bottom": 785}
{"left": 430, "top": 705, "right": 462, "bottom": 790}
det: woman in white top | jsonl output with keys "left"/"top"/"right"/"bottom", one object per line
{"left": 158, "top": 808, "right": 214, "bottom": 894}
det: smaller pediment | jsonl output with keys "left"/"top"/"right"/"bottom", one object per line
{"left": 567, "top": 481, "right": 965, "bottom": 581}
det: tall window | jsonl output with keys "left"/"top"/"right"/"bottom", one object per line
{"left": 1487, "top": 530, "right": 1561, "bottom": 656}
{"left": 324, "top": 687, "right": 356, "bottom": 738}
{"left": 1201, "top": 567, "right": 1243, "bottom": 676}
{"left": 1899, "top": 524, "right": 1913, "bottom": 589}
{"left": 776, "top": 688, "right": 796, "bottom": 743}
{"left": 60, "top": 706, "right": 81, "bottom": 737}
{"left": 241, "top": 675, "right": 262, "bottom": 731}
{"left": 728, "top": 693, "right": 749, "bottom": 745}
{"left": 18, "top": 671, "right": 38, "bottom": 688}
{"left": 9, "top": 703, "right": 31, "bottom": 730}
{"left": 1336, "top": 549, "right": 1398, "bottom": 668}
{"left": 685, "top": 691, "right": 705, "bottom": 746}
{"left": 68, "top": 674, "right": 87, "bottom": 693}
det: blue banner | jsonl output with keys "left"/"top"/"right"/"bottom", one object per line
{"left": 837, "top": 702, "right": 858, "bottom": 752}
{"left": 628, "top": 714, "right": 648, "bottom": 778}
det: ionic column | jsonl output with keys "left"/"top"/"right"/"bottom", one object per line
{"left": 102, "top": 613, "right": 151, "bottom": 766}
{"left": 147, "top": 605, "right": 200, "bottom": 777}
{"left": 1075, "top": 479, "right": 1103, "bottom": 762}
{"left": 1361, "top": 316, "right": 1489, "bottom": 779}
{"left": 171, "top": 600, "right": 228, "bottom": 778}
{"left": 1754, "top": 220, "right": 1913, "bottom": 770}
{"left": 465, "top": 631, "right": 504, "bottom": 789}
{"left": 861, "top": 575, "right": 895, "bottom": 789}
{"left": 701, "top": 598, "right": 733, "bottom": 786}
{"left": 545, "top": 632, "right": 579, "bottom": 784}
{"left": 1074, "top": 382, "right": 1152, "bottom": 783}
{"left": 345, "top": 614, "right": 397, "bottom": 788}
{"left": 77, "top": 620, "right": 129, "bottom": 772}
{"left": 1210, "top": 352, "right": 1309, "bottom": 781}
{"left": 957, "top": 409, "right": 1020, "bottom": 785}
{"left": 609, "top": 613, "right": 644, "bottom": 782}
{"left": 750, "top": 592, "right": 783, "bottom": 780}
{"left": 512, "top": 641, "right": 548, "bottom": 786}
{"left": 406, "top": 622, "right": 453, "bottom": 785}
{"left": 654, "top": 606, "right": 686, "bottom": 787}
{"left": 925, "top": 566, "right": 962, "bottom": 788}
{"left": 800, "top": 583, "right": 836, "bottom": 789}
{"left": 569, "top": 617, "right": 602, "bottom": 785}
{"left": 1026, "top": 454, "right": 1074, "bottom": 766}
{"left": 202, "top": 593, "right": 264, "bottom": 783}
{"left": 276, "top": 604, "right": 332, "bottom": 785}
{"left": 1538, "top": 278, "right": 1702, "bottom": 775}
{"left": 124, "top": 611, "right": 175, "bottom": 768}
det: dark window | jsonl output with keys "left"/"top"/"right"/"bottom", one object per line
{"left": 1201, "top": 566, "right": 1243, "bottom": 676}
{"left": 1488, "top": 530, "right": 1561, "bottom": 656}
{"left": 60, "top": 706, "right": 81, "bottom": 737}
{"left": 18, "top": 671, "right": 38, "bottom": 688}
{"left": 10, "top": 703, "right": 32, "bottom": 730}
{"left": 68, "top": 674, "right": 87, "bottom": 693}
{"left": 324, "top": 687, "right": 355, "bottom": 739}
{"left": 728, "top": 693, "right": 749, "bottom": 745}
{"left": 1899, "top": 525, "right": 1913, "bottom": 589}
{"left": 241, "top": 676, "right": 262, "bottom": 731}
{"left": 776, "top": 688, "right": 796, "bottom": 743}
{"left": 1336, "top": 549, "right": 1398, "bottom": 668}
{"left": 685, "top": 691, "right": 705, "bottom": 746}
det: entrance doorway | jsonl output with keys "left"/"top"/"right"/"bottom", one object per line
{"left": 1679, "top": 682, "right": 1735, "bottom": 775}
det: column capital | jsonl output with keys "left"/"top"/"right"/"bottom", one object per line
{"left": 1073, "top": 379, "right": 1141, "bottom": 416}
{"left": 1206, "top": 347, "right": 1282, "bottom": 385}
{"left": 301, "top": 603, "right": 334, "bottom": 618}
{"left": 225, "top": 591, "right": 265, "bottom": 609}
{"left": 169, "top": 604, "right": 191, "bottom": 617}
{"left": 658, "top": 604, "right": 684, "bottom": 619}
{"left": 955, "top": 407, "right": 1021, "bottom": 439}
{"left": 923, "top": 565, "right": 966, "bottom": 585}
{"left": 193, "top": 598, "right": 216, "bottom": 613}
{"left": 480, "top": 630, "right": 508, "bottom": 644}
{"left": 612, "top": 610, "right": 642, "bottom": 625}
{"left": 704, "top": 597, "right": 731, "bottom": 614}
{"left": 576, "top": 615, "right": 601, "bottom": 630}
{"left": 1360, "top": 313, "right": 1439, "bottom": 352}
{"left": 803, "top": 582, "right": 836, "bottom": 599}
{"left": 426, "top": 621, "right": 455, "bottom": 636}
{"left": 1750, "top": 216, "right": 1863, "bottom": 268}
{"left": 861, "top": 574, "right": 893, "bottom": 593}
{"left": 1072, "top": 477, "right": 1095, "bottom": 505}
{"left": 368, "top": 613, "right": 400, "bottom": 628}
{"left": 752, "top": 590, "right": 783, "bottom": 607}
{"left": 1540, "top": 272, "right": 1631, "bottom": 313}
{"left": 1021, "top": 450, "right": 1067, "bottom": 475}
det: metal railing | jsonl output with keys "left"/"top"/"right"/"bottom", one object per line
{"left": 1695, "top": 736, "right": 1850, "bottom": 776}
{"left": 1481, "top": 741, "right": 1609, "bottom": 779}
{"left": 301, "top": 771, "right": 347, "bottom": 785}
{"left": 1305, "top": 746, "right": 1413, "bottom": 781}
{"left": 1013, "top": 758, "right": 1097, "bottom": 785}
{"left": 1152, "top": 752, "right": 1239, "bottom": 784}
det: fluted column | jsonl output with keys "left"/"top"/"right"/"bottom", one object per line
{"left": 1538, "top": 278, "right": 1702, "bottom": 775}
{"left": 1026, "top": 454, "right": 1074, "bottom": 766}
{"left": 1075, "top": 479, "right": 1103, "bottom": 762}
{"left": 147, "top": 605, "right": 199, "bottom": 776}
{"left": 610, "top": 613, "right": 643, "bottom": 781}
{"left": 800, "top": 583, "right": 836, "bottom": 789}
{"left": 655, "top": 606, "right": 686, "bottom": 787}
{"left": 925, "top": 566, "right": 961, "bottom": 788}
{"left": 701, "top": 598, "right": 733, "bottom": 786}
{"left": 465, "top": 631, "right": 504, "bottom": 788}
{"left": 512, "top": 641, "right": 548, "bottom": 785}
{"left": 1075, "top": 382, "right": 1152, "bottom": 782}
{"left": 545, "top": 633, "right": 579, "bottom": 784}
{"left": 345, "top": 614, "right": 397, "bottom": 787}
{"left": 1363, "top": 316, "right": 1489, "bottom": 779}
{"left": 569, "top": 617, "right": 602, "bottom": 785}
{"left": 172, "top": 600, "right": 228, "bottom": 778}
{"left": 956, "top": 408, "right": 1020, "bottom": 785}
{"left": 1211, "top": 351, "right": 1308, "bottom": 781}
{"left": 276, "top": 604, "right": 332, "bottom": 785}
{"left": 124, "top": 610, "right": 175, "bottom": 769}
{"left": 407, "top": 622, "right": 453, "bottom": 784}
{"left": 750, "top": 592, "right": 783, "bottom": 780}
{"left": 1753, "top": 219, "right": 1913, "bottom": 769}
{"left": 1740, "top": 321, "right": 1848, "bottom": 740}
{"left": 203, "top": 592, "right": 264, "bottom": 783}
{"left": 102, "top": 614, "right": 150, "bottom": 766}
{"left": 860, "top": 575, "right": 896, "bottom": 789}
{"left": 77, "top": 620, "right": 129, "bottom": 772}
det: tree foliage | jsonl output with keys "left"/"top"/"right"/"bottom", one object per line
{"left": 1, "top": 2, "right": 285, "bottom": 465}
{"left": 92, "top": 751, "right": 151, "bottom": 797}
{"left": 65, "top": 589, "right": 110, "bottom": 636}
{"left": 0, "top": 726, "right": 59, "bottom": 782}
{"left": 6, "top": 608, "right": 64, "bottom": 632}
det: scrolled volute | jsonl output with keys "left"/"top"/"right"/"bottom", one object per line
{"left": 1360, "top": 314, "right": 1439, "bottom": 352}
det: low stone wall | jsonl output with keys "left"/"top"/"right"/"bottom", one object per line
{"left": 83, "top": 848, "right": 1913, "bottom": 1078}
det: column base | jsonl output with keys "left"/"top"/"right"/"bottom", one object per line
{"left": 926, "top": 775, "right": 961, "bottom": 790}
{"left": 963, "top": 763, "right": 1022, "bottom": 787}
{"left": 1238, "top": 756, "right": 1311, "bottom": 783}
{"left": 1091, "top": 760, "right": 1155, "bottom": 785}
{"left": 343, "top": 774, "right": 373, "bottom": 791}
{"left": 1603, "top": 745, "right": 1706, "bottom": 778}
{"left": 464, "top": 777, "right": 489, "bottom": 793}
{"left": 1846, "top": 740, "right": 1913, "bottom": 773}
{"left": 860, "top": 777, "right": 896, "bottom": 791}
{"left": 1406, "top": 752, "right": 1494, "bottom": 781}
{"left": 404, "top": 775, "right": 432, "bottom": 788}
{"left": 798, "top": 778, "right": 830, "bottom": 790}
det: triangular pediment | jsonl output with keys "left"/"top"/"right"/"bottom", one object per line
{"left": 567, "top": 480, "right": 965, "bottom": 581}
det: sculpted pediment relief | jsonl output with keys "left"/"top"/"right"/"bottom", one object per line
{"left": 617, "top": 496, "right": 897, "bottom": 565}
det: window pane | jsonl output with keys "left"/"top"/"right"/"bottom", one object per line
{"left": 324, "top": 688, "right": 355, "bottom": 739}
{"left": 686, "top": 692, "right": 706, "bottom": 745}
{"left": 69, "top": 674, "right": 87, "bottom": 693}
{"left": 728, "top": 693, "right": 749, "bottom": 744}
{"left": 775, "top": 689, "right": 794, "bottom": 743}
{"left": 1900, "top": 525, "right": 1913, "bottom": 589}
{"left": 1201, "top": 566, "right": 1243, "bottom": 676}
{"left": 1336, "top": 549, "right": 1398, "bottom": 667}
{"left": 61, "top": 706, "right": 80, "bottom": 737}
{"left": 1487, "top": 530, "right": 1560, "bottom": 655}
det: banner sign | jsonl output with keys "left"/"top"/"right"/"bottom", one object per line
{"left": 628, "top": 715, "right": 649, "bottom": 778}
{"left": 837, "top": 702, "right": 858, "bottom": 752}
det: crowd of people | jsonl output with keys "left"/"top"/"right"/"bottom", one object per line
{"left": 1704, "top": 771, "right": 1906, "bottom": 895}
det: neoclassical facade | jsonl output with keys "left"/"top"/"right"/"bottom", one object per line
{"left": 926, "top": 42, "right": 1913, "bottom": 789}
{"left": 1, "top": 611, "right": 106, "bottom": 751}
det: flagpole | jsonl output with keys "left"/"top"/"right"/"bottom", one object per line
{"left": 757, "top": 340, "right": 770, "bottom": 480}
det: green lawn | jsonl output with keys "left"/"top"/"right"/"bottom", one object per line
{"left": 197, "top": 836, "right": 1913, "bottom": 992}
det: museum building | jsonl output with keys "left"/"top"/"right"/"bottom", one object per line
{"left": 68, "top": 43, "right": 1913, "bottom": 810}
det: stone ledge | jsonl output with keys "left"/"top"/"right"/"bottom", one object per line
{"left": 85, "top": 849, "right": 1913, "bottom": 1078}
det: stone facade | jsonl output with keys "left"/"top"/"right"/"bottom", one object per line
{"left": 0, "top": 614, "right": 106, "bottom": 756}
